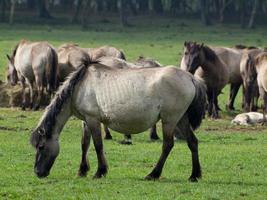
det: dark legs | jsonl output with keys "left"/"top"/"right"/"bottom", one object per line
{"left": 78, "top": 122, "right": 91, "bottom": 177}
{"left": 104, "top": 124, "right": 160, "bottom": 144}
{"left": 79, "top": 120, "right": 108, "bottom": 178}
{"left": 20, "top": 77, "right": 27, "bottom": 110}
{"left": 104, "top": 125, "right": 112, "bottom": 140}
{"left": 207, "top": 88, "right": 219, "bottom": 119}
{"left": 150, "top": 125, "right": 160, "bottom": 140}
{"left": 145, "top": 123, "right": 174, "bottom": 180}
{"left": 90, "top": 121, "right": 108, "bottom": 178}
{"left": 226, "top": 83, "right": 241, "bottom": 111}
{"left": 186, "top": 129, "right": 201, "bottom": 182}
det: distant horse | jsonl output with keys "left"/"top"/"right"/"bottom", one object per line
{"left": 250, "top": 52, "right": 267, "bottom": 123}
{"left": 182, "top": 42, "right": 229, "bottom": 118}
{"left": 57, "top": 43, "right": 90, "bottom": 82}
{"left": 181, "top": 43, "right": 243, "bottom": 111}
{"left": 6, "top": 40, "right": 58, "bottom": 110}
{"left": 240, "top": 48, "right": 264, "bottom": 111}
{"left": 30, "top": 62, "right": 206, "bottom": 182}
{"left": 231, "top": 112, "right": 266, "bottom": 125}
{"left": 85, "top": 46, "right": 126, "bottom": 61}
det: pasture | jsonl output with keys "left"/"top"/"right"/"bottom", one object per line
{"left": 0, "top": 17, "right": 267, "bottom": 199}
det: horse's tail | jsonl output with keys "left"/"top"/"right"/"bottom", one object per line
{"left": 187, "top": 77, "right": 207, "bottom": 130}
{"left": 46, "top": 47, "right": 58, "bottom": 93}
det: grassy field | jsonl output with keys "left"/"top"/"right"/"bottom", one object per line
{"left": 0, "top": 17, "right": 267, "bottom": 199}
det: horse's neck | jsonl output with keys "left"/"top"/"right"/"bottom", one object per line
{"left": 51, "top": 100, "right": 72, "bottom": 139}
{"left": 200, "top": 58, "right": 220, "bottom": 75}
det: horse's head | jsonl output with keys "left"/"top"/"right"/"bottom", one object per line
{"left": 245, "top": 55, "right": 257, "bottom": 88}
{"left": 30, "top": 127, "right": 59, "bottom": 178}
{"left": 6, "top": 54, "right": 18, "bottom": 86}
{"left": 183, "top": 42, "right": 204, "bottom": 74}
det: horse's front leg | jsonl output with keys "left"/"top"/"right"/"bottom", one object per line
{"left": 78, "top": 121, "right": 91, "bottom": 177}
{"left": 211, "top": 89, "right": 219, "bottom": 119}
{"left": 87, "top": 119, "right": 108, "bottom": 178}
{"left": 262, "top": 92, "right": 267, "bottom": 125}
{"left": 227, "top": 83, "right": 240, "bottom": 111}
{"left": 145, "top": 122, "right": 174, "bottom": 180}
{"left": 186, "top": 129, "right": 201, "bottom": 182}
{"left": 207, "top": 89, "right": 213, "bottom": 117}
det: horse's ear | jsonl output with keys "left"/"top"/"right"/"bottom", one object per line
{"left": 200, "top": 43, "right": 204, "bottom": 49}
{"left": 184, "top": 41, "right": 187, "bottom": 46}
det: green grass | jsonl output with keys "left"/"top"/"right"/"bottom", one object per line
{"left": 0, "top": 17, "right": 267, "bottom": 199}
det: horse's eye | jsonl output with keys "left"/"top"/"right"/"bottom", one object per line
{"left": 185, "top": 52, "right": 189, "bottom": 55}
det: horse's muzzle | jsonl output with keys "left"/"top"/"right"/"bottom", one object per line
{"left": 34, "top": 167, "right": 49, "bottom": 178}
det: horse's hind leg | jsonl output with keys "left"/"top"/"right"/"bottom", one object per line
{"left": 150, "top": 124, "right": 160, "bottom": 140}
{"left": 78, "top": 122, "right": 91, "bottom": 177}
{"left": 87, "top": 119, "right": 108, "bottom": 178}
{"left": 20, "top": 77, "right": 27, "bottom": 110}
{"left": 227, "top": 83, "right": 240, "bottom": 111}
{"left": 186, "top": 129, "right": 201, "bottom": 182}
{"left": 211, "top": 90, "right": 219, "bottom": 119}
{"left": 145, "top": 122, "right": 174, "bottom": 180}
{"left": 104, "top": 125, "right": 112, "bottom": 140}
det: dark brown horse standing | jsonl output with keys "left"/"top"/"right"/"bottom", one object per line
{"left": 7, "top": 40, "right": 58, "bottom": 110}
{"left": 182, "top": 42, "right": 229, "bottom": 118}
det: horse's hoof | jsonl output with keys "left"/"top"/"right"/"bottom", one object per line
{"left": 93, "top": 166, "right": 107, "bottom": 179}
{"left": 188, "top": 176, "right": 198, "bottom": 182}
{"left": 144, "top": 175, "right": 159, "bottom": 181}
{"left": 119, "top": 140, "right": 132, "bottom": 145}
{"left": 104, "top": 135, "right": 113, "bottom": 140}
{"left": 150, "top": 136, "right": 160, "bottom": 140}
{"left": 33, "top": 105, "right": 40, "bottom": 111}
{"left": 21, "top": 106, "right": 26, "bottom": 111}
{"left": 78, "top": 164, "right": 90, "bottom": 177}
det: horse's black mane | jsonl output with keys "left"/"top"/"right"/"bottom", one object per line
{"left": 202, "top": 46, "right": 217, "bottom": 62}
{"left": 30, "top": 61, "right": 98, "bottom": 146}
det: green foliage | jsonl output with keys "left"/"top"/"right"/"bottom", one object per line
{"left": 0, "top": 18, "right": 267, "bottom": 199}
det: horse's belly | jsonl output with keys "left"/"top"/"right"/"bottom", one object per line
{"left": 100, "top": 98, "right": 160, "bottom": 134}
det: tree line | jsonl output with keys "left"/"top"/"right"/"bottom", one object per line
{"left": 0, "top": 0, "right": 266, "bottom": 28}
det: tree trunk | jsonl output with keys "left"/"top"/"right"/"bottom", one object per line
{"left": 27, "top": 0, "right": 35, "bottom": 9}
{"left": 1, "top": 0, "right": 6, "bottom": 22}
{"left": 72, "top": 0, "right": 82, "bottom": 23}
{"left": 152, "top": 0, "right": 163, "bottom": 14}
{"left": 200, "top": 0, "right": 211, "bottom": 25}
{"left": 81, "top": 0, "right": 91, "bottom": 29}
{"left": 248, "top": 0, "right": 259, "bottom": 28}
{"left": 239, "top": 0, "right": 246, "bottom": 28}
{"left": 138, "top": 0, "right": 148, "bottom": 12}
{"left": 120, "top": 0, "right": 129, "bottom": 26}
{"left": 37, "top": 0, "right": 52, "bottom": 19}
{"left": 9, "top": 0, "right": 16, "bottom": 24}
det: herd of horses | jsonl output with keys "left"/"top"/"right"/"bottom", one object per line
{"left": 5, "top": 39, "right": 267, "bottom": 181}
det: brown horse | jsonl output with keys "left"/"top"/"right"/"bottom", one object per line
{"left": 85, "top": 46, "right": 126, "bottom": 61}
{"left": 57, "top": 43, "right": 90, "bottom": 83}
{"left": 182, "top": 43, "right": 243, "bottom": 111}
{"left": 6, "top": 40, "right": 58, "bottom": 110}
{"left": 30, "top": 62, "right": 206, "bottom": 181}
{"left": 182, "top": 42, "right": 229, "bottom": 118}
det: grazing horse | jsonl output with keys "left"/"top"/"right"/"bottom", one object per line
{"left": 250, "top": 52, "right": 267, "bottom": 123}
{"left": 6, "top": 40, "right": 58, "bottom": 110}
{"left": 86, "top": 46, "right": 126, "bottom": 61}
{"left": 181, "top": 43, "right": 243, "bottom": 111}
{"left": 182, "top": 42, "right": 229, "bottom": 118}
{"left": 30, "top": 62, "right": 206, "bottom": 182}
{"left": 57, "top": 43, "right": 90, "bottom": 82}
